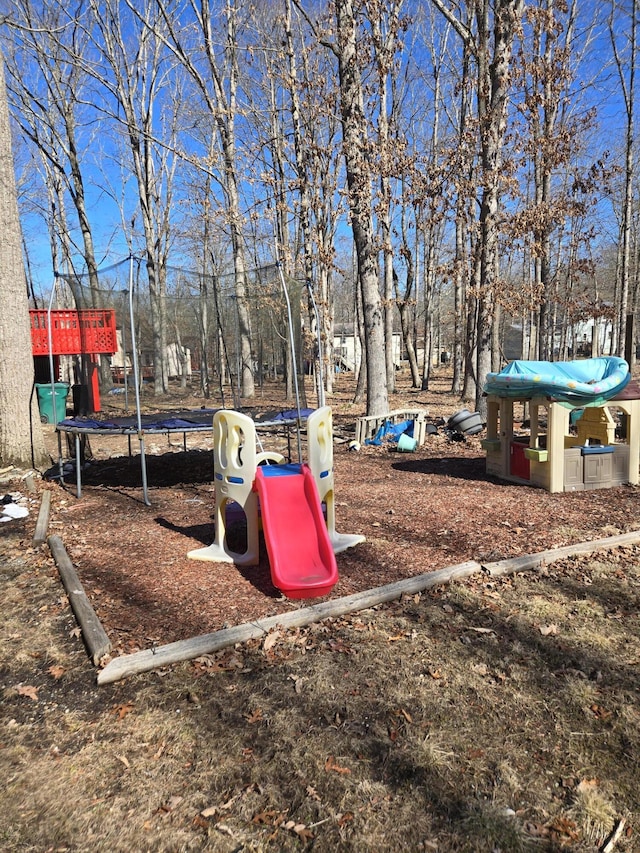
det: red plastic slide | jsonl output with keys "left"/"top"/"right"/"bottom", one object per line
{"left": 254, "top": 463, "right": 339, "bottom": 599}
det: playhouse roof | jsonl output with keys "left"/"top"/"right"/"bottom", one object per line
{"left": 483, "top": 357, "right": 631, "bottom": 406}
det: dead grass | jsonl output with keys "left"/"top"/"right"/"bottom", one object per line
{"left": 2, "top": 514, "right": 640, "bottom": 852}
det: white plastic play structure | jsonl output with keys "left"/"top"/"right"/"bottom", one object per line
{"left": 188, "top": 406, "right": 365, "bottom": 598}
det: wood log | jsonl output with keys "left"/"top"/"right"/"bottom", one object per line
{"left": 601, "top": 818, "right": 626, "bottom": 853}
{"left": 32, "top": 490, "right": 51, "bottom": 546}
{"left": 48, "top": 534, "right": 111, "bottom": 665}
{"left": 484, "top": 530, "right": 640, "bottom": 577}
{"left": 97, "top": 559, "right": 481, "bottom": 684}
{"left": 97, "top": 527, "right": 640, "bottom": 685}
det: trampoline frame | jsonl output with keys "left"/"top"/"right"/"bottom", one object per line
{"left": 55, "top": 412, "right": 300, "bottom": 504}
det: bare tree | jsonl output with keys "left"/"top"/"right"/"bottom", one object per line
{"left": 282, "top": 0, "right": 324, "bottom": 401}
{"left": 367, "top": 0, "right": 404, "bottom": 395}
{"left": 4, "top": 0, "right": 115, "bottom": 390}
{"left": 411, "top": 9, "right": 452, "bottom": 391}
{"left": 609, "top": 0, "right": 638, "bottom": 360}
{"left": 4, "top": 2, "right": 100, "bottom": 301}
{"left": 156, "top": 0, "right": 256, "bottom": 398}
{"left": 507, "top": 1, "right": 609, "bottom": 365}
{"left": 83, "top": 0, "right": 181, "bottom": 395}
{"left": 282, "top": 1, "right": 344, "bottom": 399}
{"left": 0, "top": 48, "right": 47, "bottom": 468}
{"left": 432, "top": 0, "right": 524, "bottom": 416}
{"left": 516, "top": 0, "right": 577, "bottom": 360}
{"left": 452, "top": 34, "right": 476, "bottom": 398}
{"left": 333, "top": 0, "right": 389, "bottom": 416}
{"left": 397, "top": 177, "right": 422, "bottom": 386}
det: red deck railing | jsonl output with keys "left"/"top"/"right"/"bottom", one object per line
{"left": 30, "top": 309, "right": 117, "bottom": 356}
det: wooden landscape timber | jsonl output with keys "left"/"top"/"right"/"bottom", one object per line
{"left": 32, "top": 489, "right": 51, "bottom": 546}
{"left": 96, "top": 528, "right": 640, "bottom": 685}
{"left": 483, "top": 529, "right": 640, "bottom": 575}
{"left": 48, "top": 534, "right": 112, "bottom": 665}
{"left": 97, "top": 561, "right": 482, "bottom": 684}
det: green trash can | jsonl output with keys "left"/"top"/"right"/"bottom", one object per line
{"left": 35, "top": 382, "right": 70, "bottom": 424}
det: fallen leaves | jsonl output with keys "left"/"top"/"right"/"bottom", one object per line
{"left": 288, "top": 673, "right": 307, "bottom": 693}
{"left": 548, "top": 815, "right": 580, "bottom": 844}
{"left": 252, "top": 809, "right": 286, "bottom": 825}
{"left": 244, "top": 707, "right": 263, "bottom": 724}
{"left": 282, "top": 820, "right": 314, "bottom": 842}
{"left": 193, "top": 650, "right": 244, "bottom": 673}
{"left": 112, "top": 702, "right": 135, "bottom": 720}
{"left": 327, "top": 637, "right": 353, "bottom": 654}
{"left": 200, "top": 789, "right": 247, "bottom": 820}
{"left": 260, "top": 626, "right": 319, "bottom": 659}
{"left": 153, "top": 740, "right": 166, "bottom": 760}
{"left": 15, "top": 684, "right": 38, "bottom": 701}
{"left": 47, "top": 664, "right": 65, "bottom": 680}
{"left": 4, "top": 431, "right": 640, "bottom": 853}
{"left": 250, "top": 811, "right": 314, "bottom": 842}
{"left": 158, "top": 795, "right": 183, "bottom": 815}
{"left": 262, "top": 629, "right": 281, "bottom": 653}
{"left": 325, "top": 755, "right": 351, "bottom": 775}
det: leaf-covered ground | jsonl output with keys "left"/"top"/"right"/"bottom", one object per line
{"left": 1, "top": 370, "right": 639, "bottom": 851}
{"left": 24, "top": 372, "right": 640, "bottom": 656}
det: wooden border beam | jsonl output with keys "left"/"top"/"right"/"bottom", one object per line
{"left": 97, "top": 560, "right": 480, "bottom": 684}
{"left": 483, "top": 529, "right": 640, "bottom": 576}
{"left": 48, "top": 534, "right": 112, "bottom": 665}
{"left": 97, "top": 528, "right": 640, "bottom": 685}
{"left": 32, "top": 490, "right": 51, "bottom": 546}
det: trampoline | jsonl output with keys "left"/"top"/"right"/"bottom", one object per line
{"left": 55, "top": 408, "right": 312, "bottom": 504}
{"left": 42, "top": 256, "right": 318, "bottom": 505}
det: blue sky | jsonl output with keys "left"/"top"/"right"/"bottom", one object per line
{"left": 6, "top": 0, "right": 637, "bottom": 300}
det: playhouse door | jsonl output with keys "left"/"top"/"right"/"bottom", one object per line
{"left": 510, "top": 441, "right": 530, "bottom": 480}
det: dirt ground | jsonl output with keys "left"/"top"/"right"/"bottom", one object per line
{"left": 1, "top": 368, "right": 639, "bottom": 851}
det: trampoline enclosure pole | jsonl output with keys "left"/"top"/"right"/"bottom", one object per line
{"left": 46, "top": 281, "right": 66, "bottom": 481}
{"left": 306, "top": 279, "right": 325, "bottom": 408}
{"left": 128, "top": 256, "right": 150, "bottom": 505}
{"left": 276, "top": 261, "right": 303, "bottom": 463}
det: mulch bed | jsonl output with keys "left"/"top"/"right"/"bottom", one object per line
{"left": 37, "top": 421, "right": 640, "bottom": 658}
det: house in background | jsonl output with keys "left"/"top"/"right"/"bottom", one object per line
{"left": 110, "top": 330, "right": 191, "bottom": 381}
{"left": 333, "top": 328, "right": 402, "bottom": 371}
{"left": 503, "top": 315, "right": 616, "bottom": 362}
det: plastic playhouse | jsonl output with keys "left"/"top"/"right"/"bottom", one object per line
{"left": 482, "top": 357, "right": 640, "bottom": 493}
{"left": 188, "top": 406, "right": 365, "bottom": 598}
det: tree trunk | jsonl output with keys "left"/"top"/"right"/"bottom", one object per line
{"left": 452, "top": 41, "right": 473, "bottom": 397}
{"left": 474, "top": 0, "right": 524, "bottom": 418}
{"left": 335, "top": 0, "right": 388, "bottom": 417}
{"left": 369, "top": 4, "right": 402, "bottom": 396}
{"left": 398, "top": 202, "right": 421, "bottom": 387}
{"left": 284, "top": 1, "right": 320, "bottom": 401}
{"left": 0, "top": 51, "right": 47, "bottom": 469}
{"left": 611, "top": 0, "right": 636, "bottom": 358}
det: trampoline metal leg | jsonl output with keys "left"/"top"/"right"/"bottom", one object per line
{"left": 75, "top": 433, "right": 82, "bottom": 498}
